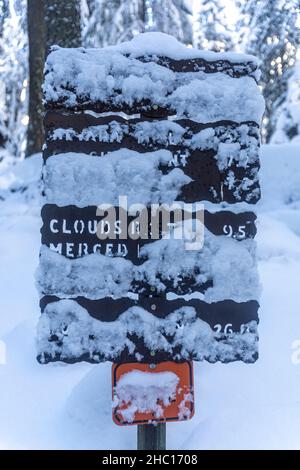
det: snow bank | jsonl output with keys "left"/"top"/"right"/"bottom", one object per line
{"left": 259, "top": 144, "right": 300, "bottom": 212}
{"left": 36, "top": 299, "right": 258, "bottom": 364}
{"left": 0, "top": 153, "right": 42, "bottom": 205}
{"left": 112, "top": 370, "right": 179, "bottom": 422}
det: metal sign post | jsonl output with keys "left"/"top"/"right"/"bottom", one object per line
{"left": 137, "top": 423, "right": 166, "bottom": 451}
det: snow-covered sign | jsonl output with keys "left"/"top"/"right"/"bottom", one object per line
{"left": 37, "top": 33, "right": 264, "bottom": 365}
{"left": 112, "top": 362, "right": 194, "bottom": 425}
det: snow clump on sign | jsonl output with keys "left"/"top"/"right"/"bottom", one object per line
{"left": 112, "top": 370, "right": 179, "bottom": 423}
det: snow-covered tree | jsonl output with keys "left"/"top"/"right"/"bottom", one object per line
{"left": 0, "top": 0, "right": 28, "bottom": 157}
{"left": 271, "top": 59, "right": 300, "bottom": 143}
{"left": 82, "top": 0, "right": 146, "bottom": 47}
{"left": 82, "top": 0, "right": 193, "bottom": 47}
{"left": 148, "top": 0, "right": 193, "bottom": 45}
{"left": 27, "top": 0, "right": 45, "bottom": 157}
{"left": 195, "top": 0, "right": 238, "bottom": 52}
{"left": 0, "top": 0, "right": 9, "bottom": 38}
{"left": 237, "top": 0, "right": 300, "bottom": 141}
{"left": 45, "top": 0, "right": 81, "bottom": 50}
{"left": 26, "top": 0, "right": 82, "bottom": 157}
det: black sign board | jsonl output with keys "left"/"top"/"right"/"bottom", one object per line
{"left": 43, "top": 112, "right": 261, "bottom": 205}
{"left": 37, "top": 39, "right": 261, "bottom": 365}
{"left": 41, "top": 204, "right": 257, "bottom": 262}
{"left": 39, "top": 296, "right": 259, "bottom": 364}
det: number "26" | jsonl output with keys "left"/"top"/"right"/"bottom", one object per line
{"left": 213, "top": 324, "right": 250, "bottom": 334}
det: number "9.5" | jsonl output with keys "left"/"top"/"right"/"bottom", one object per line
{"left": 223, "top": 225, "right": 246, "bottom": 239}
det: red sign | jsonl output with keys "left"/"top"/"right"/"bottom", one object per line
{"left": 112, "top": 361, "right": 194, "bottom": 426}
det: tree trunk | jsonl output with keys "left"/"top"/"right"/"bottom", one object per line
{"left": 0, "top": 1, "right": 9, "bottom": 38}
{"left": 26, "top": 0, "right": 45, "bottom": 157}
{"left": 26, "top": 0, "right": 81, "bottom": 157}
{"left": 45, "top": 0, "right": 81, "bottom": 50}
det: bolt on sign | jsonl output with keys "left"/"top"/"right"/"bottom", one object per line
{"left": 37, "top": 33, "right": 264, "bottom": 425}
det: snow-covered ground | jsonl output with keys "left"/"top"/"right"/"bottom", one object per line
{"left": 0, "top": 144, "right": 300, "bottom": 449}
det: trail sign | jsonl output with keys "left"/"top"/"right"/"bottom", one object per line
{"left": 37, "top": 34, "right": 263, "bottom": 375}
{"left": 112, "top": 361, "right": 194, "bottom": 426}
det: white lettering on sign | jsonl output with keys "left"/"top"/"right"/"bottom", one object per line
{"left": 93, "top": 244, "right": 101, "bottom": 253}
{"left": 48, "top": 219, "right": 124, "bottom": 236}
{"left": 117, "top": 244, "right": 128, "bottom": 256}
{"left": 169, "top": 150, "right": 189, "bottom": 168}
{"left": 62, "top": 220, "right": 71, "bottom": 234}
{"left": 74, "top": 220, "right": 84, "bottom": 234}
{"left": 78, "top": 243, "right": 89, "bottom": 257}
{"left": 213, "top": 323, "right": 233, "bottom": 334}
{"left": 105, "top": 243, "right": 113, "bottom": 256}
{"left": 49, "top": 243, "right": 62, "bottom": 253}
{"left": 130, "top": 221, "right": 140, "bottom": 236}
{"left": 88, "top": 220, "right": 97, "bottom": 234}
{"left": 213, "top": 323, "right": 250, "bottom": 334}
{"left": 240, "top": 324, "right": 250, "bottom": 334}
{"left": 48, "top": 242, "right": 129, "bottom": 258}
{"left": 115, "top": 220, "right": 122, "bottom": 235}
{"left": 238, "top": 226, "right": 246, "bottom": 238}
{"left": 223, "top": 224, "right": 247, "bottom": 239}
{"left": 98, "top": 220, "right": 124, "bottom": 236}
{"left": 223, "top": 224, "right": 233, "bottom": 237}
{"left": 50, "top": 219, "right": 59, "bottom": 233}
{"left": 66, "top": 243, "right": 74, "bottom": 257}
